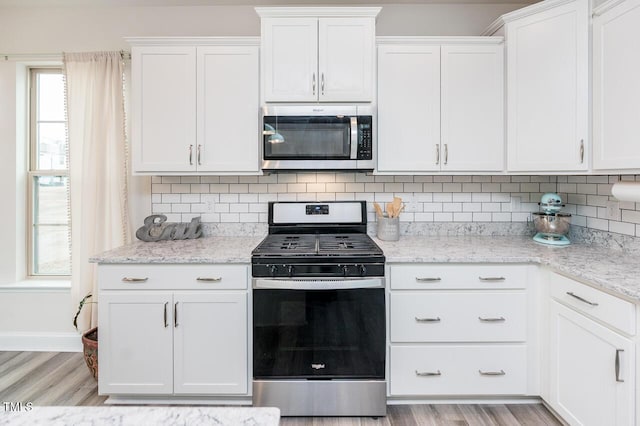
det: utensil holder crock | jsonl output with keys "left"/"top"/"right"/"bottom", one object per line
{"left": 377, "top": 216, "right": 399, "bottom": 241}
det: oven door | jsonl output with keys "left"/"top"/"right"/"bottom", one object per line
{"left": 252, "top": 278, "right": 385, "bottom": 380}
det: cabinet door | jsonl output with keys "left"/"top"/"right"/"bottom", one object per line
{"left": 549, "top": 301, "right": 635, "bottom": 425}
{"left": 505, "top": 0, "right": 588, "bottom": 172}
{"left": 262, "top": 18, "right": 318, "bottom": 102}
{"left": 197, "top": 46, "right": 259, "bottom": 173}
{"left": 98, "top": 292, "right": 173, "bottom": 394}
{"left": 318, "top": 18, "right": 374, "bottom": 102}
{"left": 173, "top": 292, "right": 248, "bottom": 394}
{"left": 593, "top": 0, "right": 640, "bottom": 170}
{"left": 441, "top": 44, "right": 504, "bottom": 172}
{"left": 131, "top": 46, "right": 196, "bottom": 172}
{"left": 377, "top": 44, "right": 441, "bottom": 173}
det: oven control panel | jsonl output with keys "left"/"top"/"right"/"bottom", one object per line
{"left": 306, "top": 204, "right": 329, "bottom": 215}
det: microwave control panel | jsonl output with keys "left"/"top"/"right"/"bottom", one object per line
{"left": 357, "top": 116, "right": 373, "bottom": 160}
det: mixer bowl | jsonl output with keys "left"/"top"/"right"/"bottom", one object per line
{"left": 532, "top": 212, "right": 571, "bottom": 235}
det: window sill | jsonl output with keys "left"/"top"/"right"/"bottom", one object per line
{"left": 0, "top": 279, "right": 71, "bottom": 292}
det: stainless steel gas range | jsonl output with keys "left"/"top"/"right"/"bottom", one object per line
{"left": 251, "top": 201, "right": 386, "bottom": 417}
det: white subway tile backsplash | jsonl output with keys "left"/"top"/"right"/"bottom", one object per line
{"left": 434, "top": 212, "right": 453, "bottom": 222}
{"left": 209, "top": 184, "right": 229, "bottom": 193}
{"left": 587, "top": 217, "right": 609, "bottom": 231}
{"left": 463, "top": 203, "right": 482, "bottom": 212}
{"left": 471, "top": 193, "right": 491, "bottom": 202}
{"left": 148, "top": 173, "right": 640, "bottom": 238}
{"left": 433, "top": 193, "right": 452, "bottom": 202}
{"left": 443, "top": 183, "right": 462, "bottom": 192}
{"left": 453, "top": 193, "right": 473, "bottom": 202}
{"left": 454, "top": 212, "right": 473, "bottom": 222}
{"left": 229, "top": 184, "right": 249, "bottom": 193}
{"left": 463, "top": 183, "right": 482, "bottom": 192}
{"left": 219, "top": 176, "right": 238, "bottom": 184}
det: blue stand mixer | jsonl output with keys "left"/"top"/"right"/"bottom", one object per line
{"left": 532, "top": 193, "right": 571, "bottom": 246}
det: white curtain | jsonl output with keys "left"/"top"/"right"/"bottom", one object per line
{"left": 64, "top": 52, "right": 131, "bottom": 332}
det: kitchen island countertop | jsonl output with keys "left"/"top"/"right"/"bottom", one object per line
{"left": 92, "top": 234, "right": 640, "bottom": 303}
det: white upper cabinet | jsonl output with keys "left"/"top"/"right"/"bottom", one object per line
{"left": 129, "top": 38, "right": 260, "bottom": 175}
{"left": 132, "top": 46, "right": 197, "bottom": 173}
{"left": 318, "top": 18, "right": 375, "bottom": 101}
{"left": 377, "top": 39, "right": 505, "bottom": 174}
{"left": 592, "top": 0, "right": 640, "bottom": 171}
{"left": 441, "top": 44, "right": 504, "bottom": 172}
{"left": 261, "top": 18, "right": 318, "bottom": 102}
{"left": 197, "top": 45, "right": 260, "bottom": 173}
{"left": 501, "top": 0, "right": 589, "bottom": 172}
{"left": 377, "top": 44, "right": 441, "bottom": 172}
{"left": 258, "top": 8, "right": 380, "bottom": 103}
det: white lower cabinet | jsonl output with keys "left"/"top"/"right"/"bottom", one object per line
{"left": 547, "top": 273, "right": 636, "bottom": 426}
{"left": 390, "top": 345, "right": 527, "bottom": 396}
{"left": 388, "top": 264, "right": 532, "bottom": 397}
{"left": 98, "top": 264, "right": 249, "bottom": 397}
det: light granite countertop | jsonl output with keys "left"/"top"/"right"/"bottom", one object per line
{"left": 91, "top": 234, "right": 640, "bottom": 303}
{"left": 90, "top": 236, "right": 265, "bottom": 264}
{"left": 0, "top": 406, "right": 280, "bottom": 426}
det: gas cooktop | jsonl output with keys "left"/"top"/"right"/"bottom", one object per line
{"left": 251, "top": 201, "right": 385, "bottom": 278}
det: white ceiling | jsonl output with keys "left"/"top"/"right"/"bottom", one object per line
{"left": 0, "top": 0, "right": 537, "bottom": 6}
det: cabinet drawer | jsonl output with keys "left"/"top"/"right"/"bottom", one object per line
{"left": 390, "top": 264, "right": 527, "bottom": 290}
{"left": 98, "top": 264, "right": 248, "bottom": 290}
{"left": 390, "top": 344, "right": 527, "bottom": 396}
{"left": 390, "top": 292, "right": 527, "bottom": 342}
{"left": 550, "top": 273, "right": 635, "bottom": 335}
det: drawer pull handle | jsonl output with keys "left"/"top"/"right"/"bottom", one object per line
{"left": 416, "top": 277, "right": 441, "bottom": 282}
{"left": 478, "top": 316, "right": 506, "bottom": 322}
{"left": 478, "top": 276, "right": 505, "bottom": 282}
{"left": 416, "top": 370, "right": 441, "bottom": 377}
{"left": 415, "top": 317, "right": 441, "bottom": 323}
{"left": 122, "top": 277, "right": 148, "bottom": 283}
{"left": 615, "top": 349, "right": 624, "bottom": 382}
{"left": 479, "top": 369, "right": 505, "bottom": 376}
{"left": 163, "top": 302, "right": 168, "bottom": 328}
{"left": 174, "top": 302, "right": 179, "bottom": 328}
{"left": 566, "top": 291, "right": 599, "bottom": 306}
{"left": 197, "top": 277, "right": 222, "bottom": 282}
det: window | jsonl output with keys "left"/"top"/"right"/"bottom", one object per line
{"left": 28, "top": 68, "right": 71, "bottom": 276}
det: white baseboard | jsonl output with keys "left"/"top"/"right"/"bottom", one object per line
{"left": 0, "top": 332, "right": 82, "bottom": 352}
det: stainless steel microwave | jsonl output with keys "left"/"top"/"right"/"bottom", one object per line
{"left": 261, "top": 105, "right": 375, "bottom": 171}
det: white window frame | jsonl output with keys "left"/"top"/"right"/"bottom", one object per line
{"left": 27, "top": 67, "right": 71, "bottom": 278}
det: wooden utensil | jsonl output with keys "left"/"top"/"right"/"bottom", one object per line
{"left": 386, "top": 202, "right": 394, "bottom": 218}
{"left": 373, "top": 202, "right": 384, "bottom": 218}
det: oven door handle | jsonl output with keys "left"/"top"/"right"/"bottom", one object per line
{"left": 253, "top": 278, "right": 384, "bottom": 290}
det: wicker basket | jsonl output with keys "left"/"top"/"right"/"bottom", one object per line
{"left": 82, "top": 327, "right": 98, "bottom": 380}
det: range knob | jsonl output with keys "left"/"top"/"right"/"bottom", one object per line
{"left": 287, "top": 265, "right": 294, "bottom": 277}
{"left": 268, "top": 264, "right": 277, "bottom": 277}
{"left": 340, "top": 264, "right": 349, "bottom": 277}
{"left": 359, "top": 264, "right": 367, "bottom": 276}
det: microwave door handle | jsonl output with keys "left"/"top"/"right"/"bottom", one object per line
{"left": 350, "top": 116, "right": 358, "bottom": 159}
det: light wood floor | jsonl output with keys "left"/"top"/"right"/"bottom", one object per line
{"left": 0, "top": 351, "right": 562, "bottom": 425}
